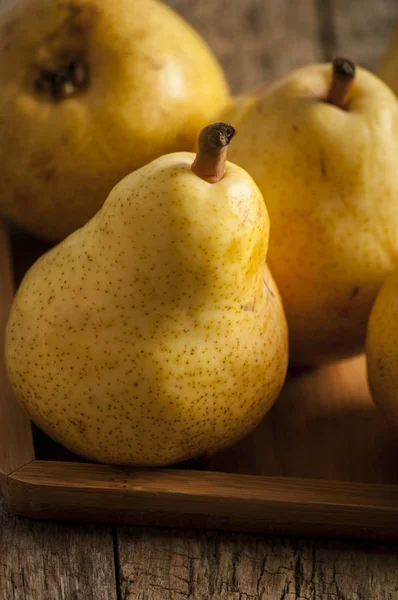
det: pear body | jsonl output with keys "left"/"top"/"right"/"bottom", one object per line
{"left": 6, "top": 153, "right": 288, "bottom": 466}
{"left": 223, "top": 63, "right": 398, "bottom": 364}
{"left": 0, "top": 0, "right": 228, "bottom": 241}
{"left": 366, "top": 270, "right": 398, "bottom": 429}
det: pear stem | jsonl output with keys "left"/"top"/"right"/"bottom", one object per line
{"left": 327, "top": 58, "right": 356, "bottom": 109}
{"left": 191, "top": 122, "right": 236, "bottom": 183}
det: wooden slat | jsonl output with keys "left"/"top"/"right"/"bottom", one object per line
{"left": 323, "top": 0, "right": 398, "bottom": 70}
{"left": 7, "top": 460, "right": 398, "bottom": 540}
{"left": 116, "top": 527, "right": 398, "bottom": 600}
{"left": 0, "top": 220, "right": 34, "bottom": 484}
{"left": 0, "top": 494, "right": 118, "bottom": 600}
{"left": 166, "top": 0, "right": 321, "bottom": 93}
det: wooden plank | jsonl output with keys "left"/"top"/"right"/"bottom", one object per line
{"left": 7, "top": 460, "right": 398, "bottom": 540}
{"left": 116, "top": 527, "right": 398, "bottom": 600}
{"left": 166, "top": 0, "right": 322, "bottom": 93}
{"left": 0, "top": 220, "right": 34, "bottom": 483}
{"left": 0, "top": 493, "right": 118, "bottom": 600}
{"left": 322, "top": 0, "right": 398, "bottom": 70}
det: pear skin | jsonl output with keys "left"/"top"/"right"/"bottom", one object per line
{"left": 223, "top": 60, "right": 398, "bottom": 364}
{"left": 5, "top": 124, "right": 288, "bottom": 466}
{"left": 366, "top": 270, "right": 398, "bottom": 430}
{"left": 0, "top": 0, "right": 229, "bottom": 241}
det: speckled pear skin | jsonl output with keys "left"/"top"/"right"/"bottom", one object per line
{"left": 366, "top": 270, "right": 398, "bottom": 429}
{"left": 223, "top": 64, "right": 398, "bottom": 365}
{"left": 5, "top": 152, "right": 288, "bottom": 466}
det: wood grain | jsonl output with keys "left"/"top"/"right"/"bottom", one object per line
{"left": 0, "top": 220, "right": 34, "bottom": 484}
{"left": 166, "top": 0, "right": 322, "bottom": 93}
{"left": 7, "top": 459, "right": 398, "bottom": 540}
{"left": 116, "top": 527, "right": 398, "bottom": 600}
{"left": 0, "top": 495, "right": 117, "bottom": 600}
{"left": 322, "top": 0, "right": 398, "bottom": 70}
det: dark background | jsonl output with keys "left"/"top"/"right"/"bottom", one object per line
{"left": 168, "top": 0, "right": 398, "bottom": 93}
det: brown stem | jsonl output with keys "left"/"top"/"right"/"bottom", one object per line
{"left": 191, "top": 122, "right": 236, "bottom": 183}
{"left": 326, "top": 58, "right": 356, "bottom": 109}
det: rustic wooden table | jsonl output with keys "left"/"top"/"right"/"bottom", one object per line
{"left": 2, "top": 1, "right": 398, "bottom": 598}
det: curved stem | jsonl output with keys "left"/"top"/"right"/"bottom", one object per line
{"left": 191, "top": 122, "right": 236, "bottom": 183}
{"left": 327, "top": 57, "right": 356, "bottom": 109}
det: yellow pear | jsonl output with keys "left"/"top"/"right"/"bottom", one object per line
{"left": 222, "top": 58, "right": 398, "bottom": 365}
{"left": 366, "top": 270, "right": 398, "bottom": 429}
{"left": 0, "top": 0, "right": 228, "bottom": 242}
{"left": 5, "top": 123, "right": 288, "bottom": 467}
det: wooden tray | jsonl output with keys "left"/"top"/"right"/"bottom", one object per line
{"left": 1, "top": 219, "right": 398, "bottom": 541}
